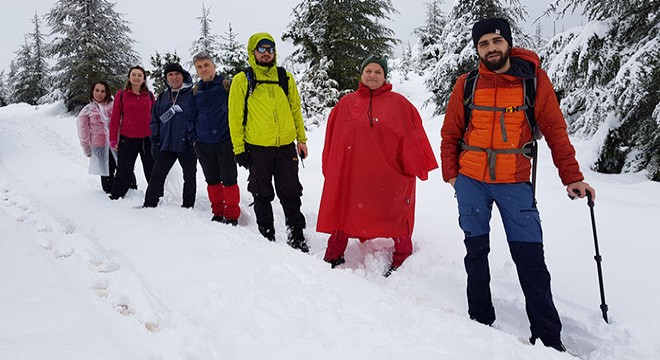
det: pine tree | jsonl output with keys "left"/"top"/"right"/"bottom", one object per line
{"left": 148, "top": 51, "right": 182, "bottom": 94}
{"left": 46, "top": 0, "right": 139, "bottom": 111}
{"left": 413, "top": 0, "right": 447, "bottom": 72}
{"left": 399, "top": 42, "right": 414, "bottom": 81}
{"left": 190, "top": 4, "right": 221, "bottom": 66}
{"left": 296, "top": 56, "right": 341, "bottom": 122}
{"left": 422, "top": 0, "right": 530, "bottom": 115}
{"left": 217, "top": 23, "right": 247, "bottom": 78}
{"left": 283, "top": 0, "right": 399, "bottom": 91}
{"left": 10, "top": 12, "right": 51, "bottom": 105}
{"left": 0, "top": 70, "right": 9, "bottom": 107}
{"left": 541, "top": 0, "right": 660, "bottom": 180}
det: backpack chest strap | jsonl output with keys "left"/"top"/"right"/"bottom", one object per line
{"left": 468, "top": 103, "right": 529, "bottom": 143}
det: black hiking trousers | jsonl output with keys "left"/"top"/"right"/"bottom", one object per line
{"left": 110, "top": 136, "right": 154, "bottom": 198}
{"left": 246, "top": 143, "right": 306, "bottom": 233}
{"left": 143, "top": 151, "right": 197, "bottom": 207}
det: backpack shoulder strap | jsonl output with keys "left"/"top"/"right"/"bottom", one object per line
{"left": 462, "top": 69, "right": 479, "bottom": 132}
{"left": 276, "top": 66, "right": 289, "bottom": 96}
{"left": 243, "top": 67, "right": 256, "bottom": 126}
{"left": 523, "top": 76, "right": 540, "bottom": 139}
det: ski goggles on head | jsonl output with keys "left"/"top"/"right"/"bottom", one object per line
{"left": 256, "top": 46, "right": 275, "bottom": 54}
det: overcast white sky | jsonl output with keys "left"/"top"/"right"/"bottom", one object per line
{"left": 2, "top": 0, "right": 584, "bottom": 73}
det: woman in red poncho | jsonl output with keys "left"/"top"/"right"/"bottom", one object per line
{"left": 317, "top": 56, "right": 438, "bottom": 276}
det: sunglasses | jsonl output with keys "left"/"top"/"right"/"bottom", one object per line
{"left": 256, "top": 46, "right": 275, "bottom": 54}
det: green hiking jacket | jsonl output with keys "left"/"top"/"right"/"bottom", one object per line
{"left": 228, "top": 32, "right": 307, "bottom": 155}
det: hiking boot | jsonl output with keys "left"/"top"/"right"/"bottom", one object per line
{"left": 289, "top": 239, "right": 309, "bottom": 253}
{"left": 384, "top": 265, "right": 399, "bottom": 278}
{"left": 287, "top": 226, "right": 309, "bottom": 253}
{"left": 223, "top": 218, "right": 238, "bottom": 226}
{"left": 211, "top": 215, "right": 224, "bottom": 223}
{"left": 259, "top": 224, "right": 276, "bottom": 242}
{"left": 325, "top": 256, "right": 345, "bottom": 268}
{"left": 530, "top": 337, "right": 566, "bottom": 352}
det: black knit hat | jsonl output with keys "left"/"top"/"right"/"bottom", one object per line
{"left": 472, "top": 17, "right": 512, "bottom": 48}
{"left": 360, "top": 56, "right": 388, "bottom": 77}
{"left": 163, "top": 62, "right": 184, "bottom": 76}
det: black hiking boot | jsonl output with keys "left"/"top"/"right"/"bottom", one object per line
{"left": 325, "top": 256, "right": 345, "bottom": 269}
{"left": 384, "top": 265, "right": 399, "bottom": 278}
{"left": 223, "top": 218, "right": 238, "bottom": 226}
{"left": 259, "top": 224, "right": 276, "bottom": 242}
{"left": 287, "top": 226, "right": 309, "bottom": 253}
{"left": 530, "top": 337, "right": 566, "bottom": 352}
{"left": 211, "top": 215, "right": 224, "bottom": 223}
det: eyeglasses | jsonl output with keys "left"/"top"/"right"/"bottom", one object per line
{"left": 256, "top": 46, "right": 275, "bottom": 54}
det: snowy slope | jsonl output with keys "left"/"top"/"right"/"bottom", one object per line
{"left": 1, "top": 73, "right": 658, "bottom": 359}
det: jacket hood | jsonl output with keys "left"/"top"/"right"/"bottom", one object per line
{"left": 478, "top": 47, "right": 539, "bottom": 79}
{"left": 247, "top": 32, "right": 277, "bottom": 69}
{"left": 165, "top": 68, "right": 194, "bottom": 91}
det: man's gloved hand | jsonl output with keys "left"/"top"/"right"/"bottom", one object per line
{"left": 235, "top": 152, "right": 250, "bottom": 169}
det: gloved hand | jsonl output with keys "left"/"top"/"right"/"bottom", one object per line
{"left": 235, "top": 152, "right": 250, "bottom": 169}
{"left": 151, "top": 139, "right": 160, "bottom": 160}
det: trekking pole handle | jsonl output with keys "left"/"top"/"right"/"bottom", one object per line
{"left": 568, "top": 189, "right": 594, "bottom": 206}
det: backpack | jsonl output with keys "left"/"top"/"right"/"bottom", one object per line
{"left": 461, "top": 69, "right": 542, "bottom": 200}
{"left": 242, "top": 66, "right": 289, "bottom": 126}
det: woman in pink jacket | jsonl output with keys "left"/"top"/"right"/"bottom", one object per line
{"left": 76, "top": 81, "right": 117, "bottom": 193}
{"left": 108, "top": 65, "right": 156, "bottom": 200}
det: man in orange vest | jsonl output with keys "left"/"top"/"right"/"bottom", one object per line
{"left": 440, "top": 17, "right": 596, "bottom": 352}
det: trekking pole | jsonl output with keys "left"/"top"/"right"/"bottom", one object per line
{"left": 572, "top": 189, "right": 609, "bottom": 323}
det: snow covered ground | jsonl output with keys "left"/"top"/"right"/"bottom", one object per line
{"left": 1, "top": 73, "right": 658, "bottom": 359}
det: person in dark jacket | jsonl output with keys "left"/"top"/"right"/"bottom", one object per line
{"left": 187, "top": 53, "right": 240, "bottom": 225}
{"left": 143, "top": 62, "right": 197, "bottom": 208}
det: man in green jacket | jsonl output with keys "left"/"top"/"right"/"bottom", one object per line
{"left": 228, "top": 32, "right": 309, "bottom": 253}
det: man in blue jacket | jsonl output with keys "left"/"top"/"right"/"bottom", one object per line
{"left": 143, "top": 62, "right": 197, "bottom": 208}
{"left": 187, "top": 53, "right": 240, "bottom": 225}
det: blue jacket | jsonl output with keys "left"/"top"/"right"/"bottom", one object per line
{"left": 151, "top": 70, "right": 195, "bottom": 154}
{"left": 187, "top": 75, "right": 231, "bottom": 145}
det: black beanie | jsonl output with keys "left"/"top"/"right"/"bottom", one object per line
{"left": 163, "top": 62, "right": 184, "bottom": 76}
{"left": 360, "top": 56, "right": 388, "bottom": 77}
{"left": 472, "top": 18, "right": 512, "bottom": 48}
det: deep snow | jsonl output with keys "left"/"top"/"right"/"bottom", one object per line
{"left": 1, "top": 72, "right": 658, "bottom": 359}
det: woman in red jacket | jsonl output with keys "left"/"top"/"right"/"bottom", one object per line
{"left": 76, "top": 81, "right": 115, "bottom": 193}
{"left": 317, "top": 56, "right": 438, "bottom": 276}
{"left": 108, "top": 65, "right": 156, "bottom": 200}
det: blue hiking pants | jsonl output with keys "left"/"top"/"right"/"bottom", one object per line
{"left": 454, "top": 174, "right": 562, "bottom": 343}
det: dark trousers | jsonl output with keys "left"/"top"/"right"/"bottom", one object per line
{"left": 100, "top": 149, "right": 117, "bottom": 193}
{"left": 195, "top": 141, "right": 237, "bottom": 186}
{"left": 464, "top": 235, "right": 562, "bottom": 342}
{"left": 144, "top": 151, "right": 197, "bottom": 207}
{"left": 247, "top": 143, "right": 305, "bottom": 230}
{"left": 110, "top": 136, "right": 154, "bottom": 198}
